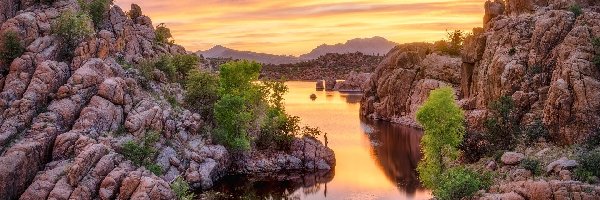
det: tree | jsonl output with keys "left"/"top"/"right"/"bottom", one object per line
{"left": 155, "top": 23, "right": 173, "bottom": 44}
{"left": 434, "top": 30, "right": 466, "bottom": 56}
{"left": 184, "top": 70, "right": 219, "bottom": 119}
{"left": 52, "top": 10, "right": 94, "bottom": 59}
{"left": 416, "top": 87, "right": 465, "bottom": 189}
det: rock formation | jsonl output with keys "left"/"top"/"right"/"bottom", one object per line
{"left": 361, "top": 0, "right": 600, "bottom": 144}
{"left": 334, "top": 71, "right": 371, "bottom": 92}
{"left": 0, "top": 0, "right": 334, "bottom": 199}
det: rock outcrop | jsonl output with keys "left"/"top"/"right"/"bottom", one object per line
{"left": 360, "top": 43, "right": 462, "bottom": 127}
{"left": 334, "top": 71, "right": 371, "bottom": 92}
{"left": 361, "top": 0, "right": 600, "bottom": 144}
{"left": 0, "top": 0, "right": 337, "bottom": 199}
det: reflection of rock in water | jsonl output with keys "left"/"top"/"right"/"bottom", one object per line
{"left": 361, "top": 119, "right": 425, "bottom": 198}
{"left": 204, "top": 170, "right": 335, "bottom": 199}
{"left": 340, "top": 93, "right": 363, "bottom": 104}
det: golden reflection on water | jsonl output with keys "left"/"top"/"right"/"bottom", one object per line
{"left": 283, "top": 81, "right": 432, "bottom": 200}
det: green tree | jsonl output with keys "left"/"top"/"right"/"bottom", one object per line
{"left": 184, "top": 70, "right": 219, "bottom": 119}
{"left": 416, "top": 87, "right": 465, "bottom": 189}
{"left": 213, "top": 60, "right": 262, "bottom": 151}
{"left": 155, "top": 23, "right": 173, "bottom": 44}
{"left": 434, "top": 30, "right": 466, "bottom": 56}
{"left": 0, "top": 31, "right": 24, "bottom": 64}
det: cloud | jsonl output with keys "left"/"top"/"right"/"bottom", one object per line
{"left": 114, "top": 0, "right": 485, "bottom": 55}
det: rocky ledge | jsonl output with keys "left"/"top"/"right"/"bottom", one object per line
{"left": 0, "top": 0, "right": 334, "bottom": 199}
{"left": 361, "top": 0, "right": 600, "bottom": 145}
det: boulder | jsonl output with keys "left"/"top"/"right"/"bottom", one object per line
{"left": 546, "top": 157, "right": 578, "bottom": 173}
{"left": 501, "top": 152, "right": 525, "bottom": 165}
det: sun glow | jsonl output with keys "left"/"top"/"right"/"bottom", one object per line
{"left": 114, "top": 0, "right": 483, "bottom": 55}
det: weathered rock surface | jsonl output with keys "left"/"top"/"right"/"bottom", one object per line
{"left": 361, "top": 0, "right": 600, "bottom": 144}
{"left": 501, "top": 152, "right": 525, "bottom": 165}
{"left": 481, "top": 180, "right": 600, "bottom": 200}
{"left": 360, "top": 43, "right": 461, "bottom": 127}
{"left": 333, "top": 71, "right": 371, "bottom": 92}
{"left": 232, "top": 137, "right": 336, "bottom": 174}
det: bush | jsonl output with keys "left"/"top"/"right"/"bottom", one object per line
{"left": 155, "top": 23, "right": 173, "bottom": 44}
{"left": 257, "top": 107, "right": 300, "bottom": 150}
{"left": 434, "top": 167, "right": 492, "bottom": 200}
{"left": 460, "top": 131, "right": 489, "bottom": 163}
{"left": 154, "top": 54, "right": 199, "bottom": 82}
{"left": 434, "top": 30, "right": 466, "bottom": 56}
{"left": 184, "top": 70, "right": 219, "bottom": 119}
{"left": 0, "top": 31, "right": 24, "bottom": 64}
{"left": 523, "top": 120, "right": 550, "bottom": 144}
{"left": 569, "top": 4, "right": 583, "bottom": 17}
{"left": 416, "top": 87, "right": 465, "bottom": 189}
{"left": 52, "top": 11, "right": 94, "bottom": 59}
{"left": 574, "top": 148, "right": 600, "bottom": 183}
{"left": 508, "top": 47, "right": 516, "bottom": 56}
{"left": 592, "top": 37, "right": 600, "bottom": 69}
{"left": 129, "top": 3, "right": 142, "bottom": 19}
{"left": 78, "top": 0, "right": 112, "bottom": 27}
{"left": 121, "top": 131, "right": 162, "bottom": 175}
{"left": 213, "top": 94, "right": 253, "bottom": 151}
{"left": 483, "top": 96, "right": 520, "bottom": 152}
{"left": 520, "top": 158, "right": 542, "bottom": 176}
{"left": 171, "top": 176, "right": 195, "bottom": 200}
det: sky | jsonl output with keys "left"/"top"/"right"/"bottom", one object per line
{"left": 114, "top": 0, "right": 485, "bottom": 56}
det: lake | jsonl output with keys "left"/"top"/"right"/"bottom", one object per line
{"left": 207, "top": 81, "right": 431, "bottom": 200}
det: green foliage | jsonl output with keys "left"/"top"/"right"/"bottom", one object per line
{"left": 484, "top": 96, "right": 520, "bottom": 152}
{"left": 171, "top": 176, "right": 195, "bottom": 200}
{"left": 434, "top": 30, "right": 466, "bottom": 56}
{"left": 459, "top": 131, "right": 488, "bottom": 163}
{"left": 165, "top": 92, "right": 179, "bottom": 108}
{"left": 52, "top": 10, "right": 94, "bottom": 59}
{"left": 0, "top": 31, "right": 24, "bottom": 64}
{"left": 520, "top": 158, "right": 542, "bottom": 176}
{"left": 509, "top": 47, "right": 516, "bottom": 56}
{"left": 434, "top": 167, "right": 492, "bottom": 200}
{"left": 155, "top": 23, "right": 173, "bottom": 44}
{"left": 569, "top": 4, "right": 583, "bottom": 17}
{"left": 78, "top": 0, "right": 112, "bottom": 27}
{"left": 416, "top": 87, "right": 465, "bottom": 189}
{"left": 592, "top": 37, "right": 600, "bottom": 69}
{"left": 523, "top": 120, "right": 550, "bottom": 144}
{"left": 129, "top": 4, "right": 142, "bottom": 19}
{"left": 122, "top": 131, "right": 162, "bottom": 175}
{"left": 212, "top": 61, "right": 263, "bottom": 151}
{"left": 184, "top": 70, "right": 219, "bottom": 119}
{"left": 155, "top": 54, "right": 199, "bottom": 82}
{"left": 574, "top": 148, "right": 600, "bottom": 183}
{"left": 257, "top": 107, "right": 300, "bottom": 150}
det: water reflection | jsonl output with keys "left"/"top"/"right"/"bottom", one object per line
{"left": 204, "top": 82, "right": 431, "bottom": 200}
{"left": 208, "top": 170, "right": 334, "bottom": 200}
{"left": 361, "top": 119, "right": 425, "bottom": 198}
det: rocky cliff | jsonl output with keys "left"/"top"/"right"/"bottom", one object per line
{"left": 361, "top": 0, "right": 600, "bottom": 145}
{"left": 0, "top": 0, "right": 334, "bottom": 199}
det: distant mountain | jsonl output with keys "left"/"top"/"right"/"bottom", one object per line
{"left": 299, "top": 36, "right": 397, "bottom": 60}
{"left": 197, "top": 36, "right": 397, "bottom": 64}
{"left": 196, "top": 45, "right": 300, "bottom": 65}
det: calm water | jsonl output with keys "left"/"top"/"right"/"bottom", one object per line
{"left": 208, "top": 81, "right": 431, "bottom": 200}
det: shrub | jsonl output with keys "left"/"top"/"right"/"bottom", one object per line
{"left": 155, "top": 23, "right": 173, "bottom": 44}
{"left": 460, "top": 131, "right": 489, "bottom": 163}
{"left": 0, "top": 31, "right": 24, "bottom": 64}
{"left": 213, "top": 94, "right": 253, "bottom": 151}
{"left": 121, "top": 131, "right": 162, "bottom": 175}
{"left": 184, "top": 70, "right": 219, "bottom": 119}
{"left": 171, "top": 176, "right": 195, "bottom": 200}
{"left": 483, "top": 96, "right": 520, "bottom": 152}
{"left": 154, "top": 54, "right": 199, "bottom": 82}
{"left": 434, "top": 167, "right": 492, "bottom": 200}
{"left": 509, "top": 47, "right": 516, "bottom": 56}
{"left": 129, "top": 3, "right": 142, "bottom": 19}
{"left": 434, "top": 30, "right": 466, "bottom": 56}
{"left": 78, "top": 0, "right": 112, "bottom": 27}
{"left": 416, "top": 87, "right": 465, "bottom": 189}
{"left": 257, "top": 107, "right": 300, "bottom": 150}
{"left": 592, "top": 37, "right": 600, "bottom": 69}
{"left": 584, "top": 128, "right": 600, "bottom": 149}
{"left": 569, "top": 4, "right": 583, "bottom": 17}
{"left": 520, "top": 158, "right": 542, "bottom": 176}
{"left": 574, "top": 148, "right": 600, "bottom": 183}
{"left": 52, "top": 11, "right": 94, "bottom": 59}
{"left": 523, "top": 119, "right": 550, "bottom": 144}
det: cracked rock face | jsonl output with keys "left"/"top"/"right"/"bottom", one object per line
{"left": 361, "top": 0, "right": 600, "bottom": 145}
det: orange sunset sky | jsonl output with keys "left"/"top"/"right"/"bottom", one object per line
{"left": 114, "top": 0, "right": 486, "bottom": 56}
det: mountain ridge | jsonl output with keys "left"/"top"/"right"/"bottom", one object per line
{"left": 196, "top": 36, "right": 397, "bottom": 64}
